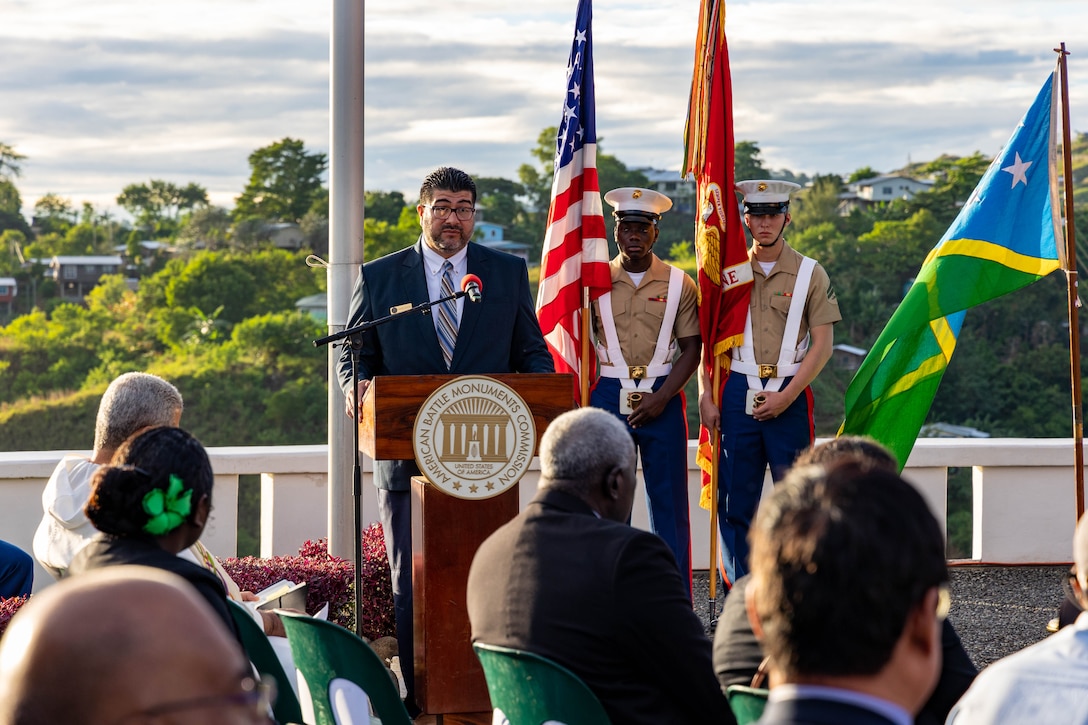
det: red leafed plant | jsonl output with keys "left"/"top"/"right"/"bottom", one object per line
{"left": 0, "top": 595, "right": 30, "bottom": 639}
{"left": 221, "top": 522, "right": 395, "bottom": 641}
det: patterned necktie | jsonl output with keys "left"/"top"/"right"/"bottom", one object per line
{"left": 436, "top": 260, "right": 459, "bottom": 369}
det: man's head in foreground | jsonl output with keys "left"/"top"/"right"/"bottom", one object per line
{"left": 747, "top": 459, "right": 948, "bottom": 714}
{"left": 0, "top": 566, "right": 268, "bottom": 725}
{"left": 537, "top": 406, "right": 637, "bottom": 523}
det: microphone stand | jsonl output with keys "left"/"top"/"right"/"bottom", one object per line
{"left": 313, "top": 289, "right": 470, "bottom": 637}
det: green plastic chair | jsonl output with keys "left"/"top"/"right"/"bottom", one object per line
{"left": 227, "top": 600, "right": 305, "bottom": 724}
{"left": 725, "top": 684, "right": 769, "bottom": 725}
{"left": 472, "top": 642, "right": 611, "bottom": 725}
{"left": 277, "top": 610, "right": 412, "bottom": 725}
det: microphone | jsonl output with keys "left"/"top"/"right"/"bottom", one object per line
{"left": 461, "top": 274, "right": 483, "bottom": 303}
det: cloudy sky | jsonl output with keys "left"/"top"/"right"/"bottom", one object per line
{"left": 2, "top": 0, "right": 1086, "bottom": 217}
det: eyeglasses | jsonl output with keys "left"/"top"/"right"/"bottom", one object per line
{"left": 426, "top": 205, "right": 476, "bottom": 221}
{"left": 114, "top": 676, "right": 275, "bottom": 723}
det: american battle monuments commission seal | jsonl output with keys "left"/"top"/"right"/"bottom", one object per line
{"left": 413, "top": 375, "right": 536, "bottom": 500}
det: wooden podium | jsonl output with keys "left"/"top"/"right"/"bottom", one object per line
{"left": 359, "top": 374, "right": 574, "bottom": 720}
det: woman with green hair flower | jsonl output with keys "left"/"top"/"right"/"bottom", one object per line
{"left": 69, "top": 426, "right": 242, "bottom": 643}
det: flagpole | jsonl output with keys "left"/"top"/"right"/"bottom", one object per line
{"left": 581, "top": 289, "right": 592, "bottom": 406}
{"left": 707, "top": 359, "right": 722, "bottom": 624}
{"left": 1056, "top": 42, "right": 1084, "bottom": 518}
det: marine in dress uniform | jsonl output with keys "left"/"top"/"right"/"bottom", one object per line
{"left": 590, "top": 187, "right": 701, "bottom": 597}
{"left": 700, "top": 180, "right": 841, "bottom": 586}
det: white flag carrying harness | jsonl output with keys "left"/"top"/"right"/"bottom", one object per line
{"left": 596, "top": 266, "right": 686, "bottom": 404}
{"left": 730, "top": 256, "right": 816, "bottom": 393}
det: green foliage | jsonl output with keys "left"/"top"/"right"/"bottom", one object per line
{"left": 364, "top": 191, "right": 408, "bottom": 225}
{"left": 0, "top": 181, "right": 29, "bottom": 236}
{"left": 234, "top": 137, "right": 328, "bottom": 224}
{"left": 228, "top": 311, "right": 325, "bottom": 371}
{"left": 363, "top": 216, "right": 417, "bottom": 261}
{"left": 734, "top": 140, "right": 768, "bottom": 181}
{"left": 175, "top": 205, "right": 232, "bottom": 251}
{"left": 117, "top": 179, "right": 208, "bottom": 238}
{"left": 0, "top": 142, "right": 26, "bottom": 180}
{"left": 164, "top": 252, "right": 257, "bottom": 324}
{"left": 668, "top": 241, "right": 696, "bottom": 263}
{"left": 847, "top": 166, "right": 879, "bottom": 183}
{"left": 790, "top": 174, "right": 844, "bottom": 233}
{"left": 32, "top": 193, "right": 77, "bottom": 236}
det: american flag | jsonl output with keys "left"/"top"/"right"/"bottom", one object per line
{"left": 535, "top": 0, "right": 609, "bottom": 402}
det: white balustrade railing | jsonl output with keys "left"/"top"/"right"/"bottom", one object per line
{"left": 1, "top": 438, "right": 1082, "bottom": 592}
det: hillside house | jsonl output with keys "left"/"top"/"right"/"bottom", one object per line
{"left": 475, "top": 220, "right": 531, "bottom": 264}
{"left": 839, "top": 174, "right": 934, "bottom": 213}
{"left": 49, "top": 255, "right": 123, "bottom": 299}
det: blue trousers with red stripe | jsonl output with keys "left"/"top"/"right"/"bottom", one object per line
{"left": 591, "top": 376, "right": 693, "bottom": 599}
{"left": 717, "top": 371, "right": 814, "bottom": 586}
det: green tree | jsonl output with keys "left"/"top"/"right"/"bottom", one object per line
{"left": 32, "top": 194, "right": 77, "bottom": 236}
{"left": 234, "top": 138, "right": 328, "bottom": 223}
{"left": 734, "top": 140, "right": 768, "bottom": 181}
{"left": 364, "top": 191, "right": 407, "bottom": 225}
{"left": 299, "top": 210, "right": 329, "bottom": 256}
{"left": 176, "top": 206, "right": 232, "bottom": 251}
{"left": 474, "top": 177, "right": 526, "bottom": 229}
{"left": 245, "top": 249, "right": 323, "bottom": 313}
{"left": 0, "top": 230, "right": 26, "bottom": 276}
{"left": 164, "top": 252, "right": 258, "bottom": 324}
{"left": 847, "top": 166, "right": 880, "bottom": 183}
{"left": 0, "top": 142, "right": 25, "bottom": 179}
{"left": 363, "top": 214, "right": 418, "bottom": 261}
{"left": 117, "top": 180, "right": 208, "bottom": 238}
{"left": 0, "top": 179, "right": 31, "bottom": 237}
{"left": 789, "top": 174, "right": 843, "bottom": 234}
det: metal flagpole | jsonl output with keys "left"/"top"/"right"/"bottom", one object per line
{"left": 581, "top": 288, "right": 592, "bottom": 406}
{"left": 1055, "top": 42, "right": 1084, "bottom": 519}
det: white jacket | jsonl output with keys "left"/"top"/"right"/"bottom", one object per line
{"left": 33, "top": 455, "right": 99, "bottom": 574}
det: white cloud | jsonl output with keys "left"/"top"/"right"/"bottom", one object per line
{"left": 0, "top": 0, "right": 1085, "bottom": 213}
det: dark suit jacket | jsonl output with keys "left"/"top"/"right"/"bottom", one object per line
{"left": 336, "top": 240, "right": 553, "bottom": 490}
{"left": 712, "top": 575, "right": 977, "bottom": 725}
{"left": 758, "top": 695, "right": 901, "bottom": 725}
{"left": 467, "top": 488, "right": 736, "bottom": 725}
{"left": 70, "top": 535, "right": 242, "bottom": 644}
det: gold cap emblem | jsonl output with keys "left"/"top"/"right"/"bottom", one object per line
{"left": 632, "top": 189, "right": 642, "bottom": 199}
{"left": 757, "top": 182, "right": 768, "bottom": 192}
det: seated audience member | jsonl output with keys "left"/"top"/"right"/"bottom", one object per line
{"left": 713, "top": 437, "right": 976, "bottom": 725}
{"left": 33, "top": 372, "right": 183, "bottom": 577}
{"left": 467, "top": 407, "right": 735, "bottom": 725}
{"left": 68, "top": 426, "right": 258, "bottom": 642}
{"left": 947, "top": 511, "right": 1088, "bottom": 723}
{"left": 32, "top": 372, "right": 255, "bottom": 610}
{"left": 0, "top": 540, "right": 33, "bottom": 598}
{"left": 0, "top": 566, "right": 272, "bottom": 725}
{"left": 747, "top": 459, "right": 948, "bottom": 724}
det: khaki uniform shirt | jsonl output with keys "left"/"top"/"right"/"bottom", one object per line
{"left": 747, "top": 240, "right": 840, "bottom": 366}
{"left": 592, "top": 254, "right": 700, "bottom": 367}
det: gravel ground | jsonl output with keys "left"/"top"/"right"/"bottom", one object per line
{"left": 693, "top": 565, "right": 1070, "bottom": 670}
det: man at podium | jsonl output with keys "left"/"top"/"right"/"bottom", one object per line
{"left": 338, "top": 166, "right": 553, "bottom": 714}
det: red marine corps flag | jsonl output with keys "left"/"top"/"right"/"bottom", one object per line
{"left": 535, "top": 0, "right": 610, "bottom": 404}
{"left": 684, "top": 0, "right": 752, "bottom": 604}
{"left": 684, "top": 0, "right": 752, "bottom": 508}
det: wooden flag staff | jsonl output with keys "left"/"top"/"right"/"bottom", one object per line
{"left": 1055, "top": 42, "right": 1084, "bottom": 518}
